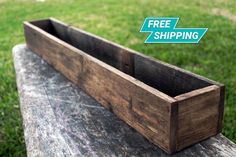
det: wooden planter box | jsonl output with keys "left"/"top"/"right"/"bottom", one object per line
{"left": 24, "top": 18, "right": 224, "bottom": 154}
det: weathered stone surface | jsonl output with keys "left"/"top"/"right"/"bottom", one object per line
{"left": 13, "top": 44, "right": 236, "bottom": 157}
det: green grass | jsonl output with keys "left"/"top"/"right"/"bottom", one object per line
{"left": 0, "top": 0, "right": 236, "bottom": 156}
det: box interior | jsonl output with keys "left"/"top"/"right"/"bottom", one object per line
{"left": 30, "top": 19, "right": 213, "bottom": 97}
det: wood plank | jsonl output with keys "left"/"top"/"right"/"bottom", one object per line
{"left": 51, "top": 19, "right": 134, "bottom": 76}
{"left": 175, "top": 85, "right": 221, "bottom": 151}
{"left": 134, "top": 55, "right": 212, "bottom": 96}
{"left": 169, "top": 102, "right": 178, "bottom": 153}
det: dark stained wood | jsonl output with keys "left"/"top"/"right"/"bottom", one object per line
{"left": 13, "top": 44, "right": 236, "bottom": 156}
{"left": 169, "top": 102, "right": 178, "bottom": 153}
{"left": 134, "top": 55, "right": 210, "bottom": 97}
{"left": 51, "top": 19, "right": 134, "bottom": 76}
{"left": 175, "top": 85, "right": 220, "bottom": 151}
{"left": 23, "top": 18, "right": 225, "bottom": 154}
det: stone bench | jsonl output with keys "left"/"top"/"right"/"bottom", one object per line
{"left": 13, "top": 44, "right": 236, "bottom": 157}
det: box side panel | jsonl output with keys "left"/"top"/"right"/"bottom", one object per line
{"left": 175, "top": 85, "right": 221, "bottom": 151}
{"left": 50, "top": 19, "right": 135, "bottom": 76}
{"left": 51, "top": 18, "right": 217, "bottom": 98}
{"left": 24, "top": 23, "right": 173, "bottom": 153}
{"left": 134, "top": 55, "right": 212, "bottom": 97}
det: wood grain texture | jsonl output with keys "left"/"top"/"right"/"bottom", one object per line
{"left": 13, "top": 44, "right": 235, "bottom": 157}
{"left": 175, "top": 85, "right": 221, "bottom": 150}
{"left": 23, "top": 18, "right": 225, "bottom": 154}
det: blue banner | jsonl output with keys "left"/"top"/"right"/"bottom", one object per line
{"left": 140, "top": 17, "right": 207, "bottom": 43}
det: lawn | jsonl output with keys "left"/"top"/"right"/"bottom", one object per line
{"left": 0, "top": 0, "right": 236, "bottom": 156}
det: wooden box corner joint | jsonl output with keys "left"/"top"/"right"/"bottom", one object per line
{"left": 23, "top": 18, "right": 225, "bottom": 154}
